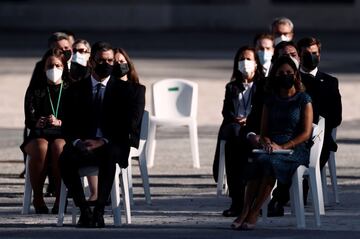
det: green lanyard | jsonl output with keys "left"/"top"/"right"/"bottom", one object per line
{"left": 47, "top": 82, "right": 63, "bottom": 118}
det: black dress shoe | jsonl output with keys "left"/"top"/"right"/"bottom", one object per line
{"left": 222, "top": 208, "right": 241, "bottom": 217}
{"left": 77, "top": 208, "right": 93, "bottom": 228}
{"left": 92, "top": 210, "right": 105, "bottom": 228}
{"left": 34, "top": 204, "right": 49, "bottom": 214}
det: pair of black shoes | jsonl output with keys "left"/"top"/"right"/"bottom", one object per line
{"left": 77, "top": 207, "right": 105, "bottom": 228}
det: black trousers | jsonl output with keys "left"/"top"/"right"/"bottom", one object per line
{"left": 59, "top": 143, "right": 124, "bottom": 212}
{"left": 213, "top": 123, "right": 248, "bottom": 209}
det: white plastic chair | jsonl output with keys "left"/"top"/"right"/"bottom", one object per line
{"left": 147, "top": 78, "right": 200, "bottom": 168}
{"left": 216, "top": 140, "right": 228, "bottom": 197}
{"left": 21, "top": 155, "right": 33, "bottom": 214}
{"left": 321, "top": 128, "right": 340, "bottom": 204}
{"left": 289, "top": 116, "right": 325, "bottom": 228}
{"left": 127, "top": 110, "right": 151, "bottom": 205}
{"left": 56, "top": 164, "right": 131, "bottom": 227}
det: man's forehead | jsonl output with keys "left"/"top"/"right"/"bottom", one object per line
{"left": 97, "top": 50, "right": 114, "bottom": 59}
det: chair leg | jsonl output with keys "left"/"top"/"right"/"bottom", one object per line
{"left": 321, "top": 166, "right": 329, "bottom": 205}
{"left": 309, "top": 169, "right": 322, "bottom": 227}
{"left": 127, "top": 156, "right": 134, "bottom": 206}
{"left": 138, "top": 150, "right": 152, "bottom": 205}
{"left": 147, "top": 122, "right": 157, "bottom": 168}
{"left": 57, "top": 180, "right": 68, "bottom": 227}
{"left": 216, "top": 140, "right": 226, "bottom": 197}
{"left": 328, "top": 152, "right": 340, "bottom": 204}
{"left": 189, "top": 122, "right": 200, "bottom": 168}
{"left": 119, "top": 167, "right": 131, "bottom": 224}
{"left": 291, "top": 168, "right": 306, "bottom": 228}
{"left": 22, "top": 156, "right": 32, "bottom": 214}
{"left": 111, "top": 166, "right": 122, "bottom": 227}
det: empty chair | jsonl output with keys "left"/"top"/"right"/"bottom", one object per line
{"left": 127, "top": 110, "right": 151, "bottom": 205}
{"left": 321, "top": 128, "right": 340, "bottom": 204}
{"left": 56, "top": 164, "right": 131, "bottom": 227}
{"left": 147, "top": 78, "right": 200, "bottom": 168}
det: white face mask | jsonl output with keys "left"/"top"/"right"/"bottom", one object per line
{"left": 238, "top": 60, "right": 256, "bottom": 77}
{"left": 46, "top": 67, "right": 63, "bottom": 83}
{"left": 274, "top": 34, "right": 291, "bottom": 46}
{"left": 257, "top": 50, "right": 273, "bottom": 65}
{"left": 71, "top": 52, "right": 89, "bottom": 67}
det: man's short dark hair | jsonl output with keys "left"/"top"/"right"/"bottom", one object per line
{"left": 48, "top": 32, "right": 69, "bottom": 48}
{"left": 297, "top": 37, "right": 322, "bottom": 53}
{"left": 90, "top": 41, "right": 113, "bottom": 59}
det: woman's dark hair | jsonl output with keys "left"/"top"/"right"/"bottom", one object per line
{"left": 230, "top": 46, "right": 264, "bottom": 82}
{"left": 114, "top": 48, "right": 140, "bottom": 84}
{"left": 266, "top": 55, "right": 304, "bottom": 93}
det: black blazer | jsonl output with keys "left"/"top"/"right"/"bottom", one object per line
{"left": 301, "top": 71, "right": 342, "bottom": 151}
{"left": 128, "top": 83, "right": 146, "bottom": 149}
{"left": 62, "top": 76, "right": 135, "bottom": 149}
{"left": 221, "top": 74, "right": 266, "bottom": 136}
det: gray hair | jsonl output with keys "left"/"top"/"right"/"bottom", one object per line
{"left": 73, "top": 39, "right": 91, "bottom": 52}
{"left": 271, "top": 17, "right": 294, "bottom": 32}
{"left": 47, "top": 32, "right": 69, "bottom": 48}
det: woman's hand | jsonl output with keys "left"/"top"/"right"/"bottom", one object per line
{"left": 35, "top": 117, "right": 47, "bottom": 128}
{"left": 261, "top": 140, "right": 282, "bottom": 153}
{"left": 47, "top": 114, "right": 62, "bottom": 127}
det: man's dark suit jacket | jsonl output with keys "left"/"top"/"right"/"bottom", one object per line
{"left": 62, "top": 76, "right": 136, "bottom": 167}
{"left": 301, "top": 71, "right": 342, "bottom": 152}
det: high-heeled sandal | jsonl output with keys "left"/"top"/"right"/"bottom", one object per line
{"left": 231, "top": 217, "right": 245, "bottom": 230}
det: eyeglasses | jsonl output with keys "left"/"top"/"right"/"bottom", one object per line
{"left": 73, "top": 48, "right": 90, "bottom": 54}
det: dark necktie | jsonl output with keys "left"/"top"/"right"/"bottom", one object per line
{"left": 93, "top": 83, "right": 105, "bottom": 133}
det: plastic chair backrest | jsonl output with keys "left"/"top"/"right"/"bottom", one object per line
{"left": 152, "top": 78, "right": 198, "bottom": 118}
{"left": 309, "top": 116, "right": 325, "bottom": 168}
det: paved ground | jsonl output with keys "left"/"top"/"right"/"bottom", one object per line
{"left": 0, "top": 30, "right": 359, "bottom": 238}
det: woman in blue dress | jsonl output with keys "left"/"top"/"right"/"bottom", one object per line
{"left": 231, "top": 56, "right": 313, "bottom": 230}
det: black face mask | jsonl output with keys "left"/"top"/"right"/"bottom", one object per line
{"left": 94, "top": 63, "right": 113, "bottom": 79}
{"left": 63, "top": 50, "right": 72, "bottom": 62}
{"left": 275, "top": 74, "right": 295, "bottom": 90}
{"left": 302, "top": 51, "right": 319, "bottom": 71}
{"left": 113, "top": 63, "right": 129, "bottom": 78}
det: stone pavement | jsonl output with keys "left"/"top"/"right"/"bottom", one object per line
{"left": 0, "top": 31, "right": 360, "bottom": 238}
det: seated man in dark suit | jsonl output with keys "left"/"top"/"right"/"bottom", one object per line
{"left": 298, "top": 36, "right": 342, "bottom": 202}
{"left": 60, "top": 41, "right": 136, "bottom": 228}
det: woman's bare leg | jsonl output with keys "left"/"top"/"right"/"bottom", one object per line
{"left": 24, "top": 138, "right": 49, "bottom": 207}
{"left": 49, "top": 138, "right": 66, "bottom": 206}
{"left": 232, "top": 179, "right": 261, "bottom": 228}
{"left": 87, "top": 176, "right": 98, "bottom": 201}
{"left": 246, "top": 176, "right": 276, "bottom": 225}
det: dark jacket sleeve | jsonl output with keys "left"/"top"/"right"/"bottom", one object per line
{"left": 129, "top": 84, "right": 146, "bottom": 148}
{"left": 221, "top": 83, "right": 236, "bottom": 125}
{"left": 24, "top": 87, "right": 38, "bottom": 130}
